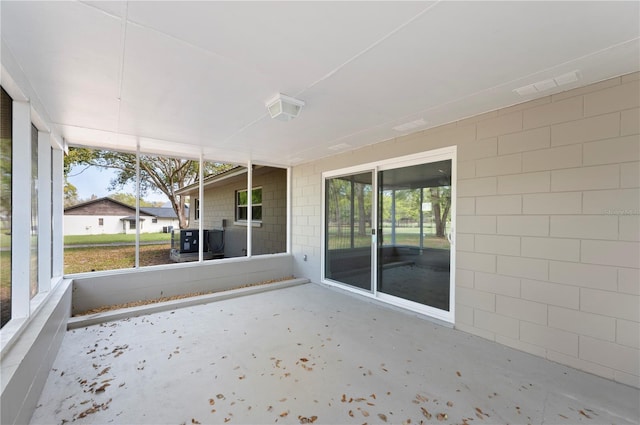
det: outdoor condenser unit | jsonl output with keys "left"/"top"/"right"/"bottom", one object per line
{"left": 207, "top": 229, "right": 224, "bottom": 255}
{"left": 171, "top": 229, "right": 209, "bottom": 254}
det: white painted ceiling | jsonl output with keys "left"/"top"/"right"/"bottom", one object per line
{"left": 2, "top": 1, "right": 639, "bottom": 166}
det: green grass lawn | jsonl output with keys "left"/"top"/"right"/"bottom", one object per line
{"left": 64, "top": 245, "right": 173, "bottom": 274}
{"left": 64, "top": 233, "right": 171, "bottom": 245}
{"left": 3, "top": 232, "right": 171, "bottom": 247}
{"left": 327, "top": 226, "right": 450, "bottom": 250}
{"left": 2, "top": 233, "right": 171, "bottom": 284}
{"left": 0, "top": 232, "right": 10, "bottom": 249}
{"left": 383, "top": 233, "right": 449, "bottom": 249}
{"left": 1, "top": 250, "right": 9, "bottom": 289}
{"left": 1, "top": 251, "right": 10, "bottom": 326}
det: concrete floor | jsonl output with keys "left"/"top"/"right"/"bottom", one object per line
{"left": 32, "top": 283, "right": 639, "bottom": 425}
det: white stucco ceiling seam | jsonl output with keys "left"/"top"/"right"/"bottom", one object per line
{"left": 77, "top": 1, "right": 124, "bottom": 20}
{"left": 121, "top": 16, "right": 271, "bottom": 83}
{"left": 116, "top": 2, "right": 129, "bottom": 102}
{"left": 295, "top": 0, "right": 443, "bottom": 98}
{"left": 218, "top": 113, "right": 270, "bottom": 147}
{"left": 115, "top": 1, "right": 129, "bottom": 149}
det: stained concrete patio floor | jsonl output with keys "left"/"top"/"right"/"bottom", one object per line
{"left": 31, "top": 283, "right": 639, "bottom": 425}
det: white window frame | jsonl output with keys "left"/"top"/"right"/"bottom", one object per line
{"left": 235, "top": 186, "right": 262, "bottom": 224}
{"left": 1, "top": 84, "right": 64, "bottom": 353}
{"left": 10, "top": 100, "right": 31, "bottom": 319}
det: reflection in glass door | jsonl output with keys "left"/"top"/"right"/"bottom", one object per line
{"left": 377, "top": 160, "right": 452, "bottom": 311}
{"left": 324, "top": 172, "right": 373, "bottom": 291}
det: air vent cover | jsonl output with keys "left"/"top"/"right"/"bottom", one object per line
{"left": 514, "top": 70, "right": 581, "bottom": 96}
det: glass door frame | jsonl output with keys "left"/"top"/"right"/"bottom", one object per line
{"left": 321, "top": 165, "right": 378, "bottom": 294}
{"left": 321, "top": 146, "right": 457, "bottom": 324}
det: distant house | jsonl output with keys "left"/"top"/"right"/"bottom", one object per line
{"left": 64, "top": 197, "right": 184, "bottom": 235}
{"left": 139, "top": 207, "right": 185, "bottom": 232}
{"left": 176, "top": 166, "right": 286, "bottom": 258}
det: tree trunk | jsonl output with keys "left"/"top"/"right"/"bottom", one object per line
{"left": 330, "top": 181, "right": 342, "bottom": 237}
{"left": 430, "top": 188, "right": 444, "bottom": 237}
{"left": 357, "top": 184, "right": 366, "bottom": 236}
{"left": 172, "top": 196, "right": 188, "bottom": 229}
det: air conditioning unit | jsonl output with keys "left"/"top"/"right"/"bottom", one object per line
{"left": 207, "top": 229, "right": 224, "bottom": 255}
{"left": 171, "top": 229, "right": 208, "bottom": 253}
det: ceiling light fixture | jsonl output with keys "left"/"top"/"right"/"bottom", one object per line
{"left": 266, "top": 93, "right": 306, "bottom": 121}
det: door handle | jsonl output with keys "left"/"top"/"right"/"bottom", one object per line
{"left": 447, "top": 227, "right": 454, "bottom": 245}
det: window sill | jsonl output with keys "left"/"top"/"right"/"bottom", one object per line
{"left": 233, "top": 221, "right": 262, "bottom": 228}
{"left": 0, "top": 276, "right": 65, "bottom": 357}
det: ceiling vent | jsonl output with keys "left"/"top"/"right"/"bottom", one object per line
{"left": 514, "top": 70, "right": 581, "bottom": 96}
{"left": 393, "top": 118, "right": 428, "bottom": 132}
{"left": 266, "top": 93, "right": 306, "bottom": 121}
{"left": 328, "top": 143, "right": 351, "bottom": 151}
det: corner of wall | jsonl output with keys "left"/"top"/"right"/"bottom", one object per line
{"left": 1, "top": 280, "right": 72, "bottom": 425}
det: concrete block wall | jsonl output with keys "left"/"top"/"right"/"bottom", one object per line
{"left": 292, "top": 72, "right": 639, "bottom": 387}
{"left": 72, "top": 255, "right": 293, "bottom": 315}
{"left": 253, "top": 168, "right": 287, "bottom": 254}
{"left": 195, "top": 178, "right": 246, "bottom": 257}
{"left": 193, "top": 167, "right": 287, "bottom": 256}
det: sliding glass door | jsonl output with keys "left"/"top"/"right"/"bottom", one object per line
{"left": 322, "top": 148, "right": 455, "bottom": 322}
{"left": 324, "top": 172, "right": 373, "bottom": 291}
{"left": 377, "top": 160, "right": 452, "bottom": 312}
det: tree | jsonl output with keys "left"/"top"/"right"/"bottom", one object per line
{"left": 64, "top": 148, "right": 233, "bottom": 228}
{"left": 110, "top": 193, "right": 163, "bottom": 208}
{"left": 64, "top": 147, "right": 96, "bottom": 207}
{"left": 394, "top": 189, "right": 421, "bottom": 225}
{"left": 0, "top": 91, "right": 11, "bottom": 234}
{"left": 428, "top": 186, "right": 451, "bottom": 238}
{"left": 356, "top": 183, "right": 367, "bottom": 237}
{"left": 326, "top": 178, "right": 346, "bottom": 237}
{"left": 0, "top": 138, "right": 11, "bottom": 230}
{"left": 63, "top": 182, "right": 79, "bottom": 207}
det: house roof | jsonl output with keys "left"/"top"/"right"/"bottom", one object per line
{"left": 65, "top": 197, "right": 140, "bottom": 214}
{"left": 2, "top": 2, "right": 637, "bottom": 166}
{"left": 120, "top": 216, "right": 145, "bottom": 222}
{"left": 176, "top": 165, "right": 247, "bottom": 196}
{"left": 65, "top": 197, "right": 180, "bottom": 219}
{"left": 175, "top": 165, "right": 282, "bottom": 196}
{"left": 140, "top": 207, "right": 186, "bottom": 219}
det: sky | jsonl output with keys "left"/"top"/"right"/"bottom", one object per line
{"left": 67, "top": 164, "right": 169, "bottom": 204}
